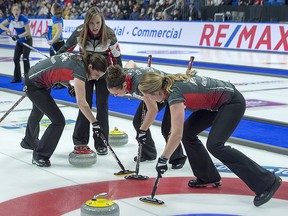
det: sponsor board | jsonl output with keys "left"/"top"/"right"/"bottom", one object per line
{"left": 26, "top": 19, "right": 288, "bottom": 53}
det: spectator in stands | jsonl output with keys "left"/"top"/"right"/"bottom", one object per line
{"left": 163, "top": 0, "right": 175, "bottom": 20}
{"left": 141, "top": 0, "right": 150, "bottom": 9}
{"left": 139, "top": 8, "right": 148, "bottom": 20}
{"left": 103, "top": 7, "right": 113, "bottom": 19}
{"left": 122, "top": 9, "right": 130, "bottom": 20}
{"left": 78, "top": 1, "right": 85, "bottom": 14}
{"left": 127, "top": 0, "right": 135, "bottom": 14}
{"left": 152, "top": 8, "right": 163, "bottom": 21}
{"left": 23, "top": 2, "right": 34, "bottom": 18}
{"left": 101, "top": 0, "right": 109, "bottom": 12}
{"left": 179, "top": 0, "right": 190, "bottom": 20}
{"left": 147, "top": 0, "right": 157, "bottom": 9}
{"left": 0, "top": 0, "right": 7, "bottom": 17}
{"left": 171, "top": 7, "right": 182, "bottom": 20}
{"left": 207, "top": 0, "right": 215, "bottom": 6}
{"left": 119, "top": 0, "right": 128, "bottom": 13}
{"left": 114, "top": 8, "right": 124, "bottom": 20}
{"left": 155, "top": 0, "right": 164, "bottom": 13}
{"left": 59, "top": 0, "right": 66, "bottom": 8}
{"left": 79, "top": 2, "right": 89, "bottom": 19}
{"left": 145, "top": 7, "right": 154, "bottom": 20}
{"left": 69, "top": 7, "right": 79, "bottom": 19}
{"left": 36, "top": 1, "right": 50, "bottom": 18}
{"left": 219, "top": 0, "right": 233, "bottom": 5}
{"left": 238, "top": 0, "right": 249, "bottom": 5}
{"left": 174, "top": 0, "right": 182, "bottom": 8}
{"left": 63, "top": 2, "right": 72, "bottom": 19}
{"left": 253, "top": 0, "right": 263, "bottom": 5}
{"left": 110, "top": 0, "right": 118, "bottom": 14}
{"left": 129, "top": 5, "right": 140, "bottom": 20}
{"left": 188, "top": 2, "right": 199, "bottom": 21}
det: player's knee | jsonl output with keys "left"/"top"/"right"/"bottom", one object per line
{"left": 182, "top": 134, "right": 200, "bottom": 149}
{"left": 52, "top": 116, "right": 66, "bottom": 128}
{"left": 206, "top": 140, "right": 224, "bottom": 157}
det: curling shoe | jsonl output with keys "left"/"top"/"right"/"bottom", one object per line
{"left": 188, "top": 178, "right": 222, "bottom": 188}
{"left": 133, "top": 156, "right": 156, "bottom": 162}
{"left": 171, "top": 163, "right": 184, "bottom": 169}
{"left": 253, "top": 175, "right": 282, "bottom": 207}
{"left": 95, "top": 145, "right": 108, "bottom": 155}
{"left": 94, "top": 138, "right": 108, "bottom": 155}
{"left": 171, "top": 156, "right": 187, "bottom": 169}
{"left": 32, "top": 157, "right": 51, "bottom": 167}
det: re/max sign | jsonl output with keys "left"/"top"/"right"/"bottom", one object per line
{"left": 199, "top": 24, "right": 288, "bottom": 51}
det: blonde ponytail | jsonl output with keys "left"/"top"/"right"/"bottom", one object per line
{"left": 139, "top": 72, "right": 189, "bottom": 94}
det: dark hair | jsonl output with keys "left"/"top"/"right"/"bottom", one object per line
{"left": 85, "top": 53, "right": 108, "bottom": 76}
{"left": 70, "top": 53, "right": 108, "bottom": 77}
{"left": 53, "top": 3, "right": 63, "bottom": 19}
{"left": 106, "top": 65, "right": 126, "bottom": 89}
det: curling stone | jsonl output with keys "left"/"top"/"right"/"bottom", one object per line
{"left": 68, "top": 145, "right": 97, "bottom": 167}
{"left": 81, "top": 193, "right": 120, "bottom": 216}
{"left": 108, "top": 127, "right": 128, "bottom": 146}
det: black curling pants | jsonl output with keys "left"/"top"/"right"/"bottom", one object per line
{"left": 13, "top": 37, "right": 32, "bottom": 80}
{"left": 133, "top": 101, "right": 186, "bottom": 164}
{"left": 24, "top": 82, "right": 65, "bottom": 160}
{"left": 182, "top": 89, "right": 275, "bottom": 195}
{"left": 73, "top": 78, "right": 109, "bottom": 146}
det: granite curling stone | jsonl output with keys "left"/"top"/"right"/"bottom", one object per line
{"left": 81, "top": 192, "right": 120, "bottom": 216}
{"left": 68, "top": 145, "right": 97, "bottom": 167}
{"left": 108, "top": 127, "right": 128, "bottom": 146}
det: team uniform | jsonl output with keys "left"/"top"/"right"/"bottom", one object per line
{"left": 58, "top": 24, "right": 122, "bottom": 149}
{"left": 47, "top": 15, "right": 65, "bottom": 56}
{"left": 0, "top": 18, "right": 8, "bottom": 34}
{"left": 6, "top": 14, "right": 32, "bottom": 81}
{"left": 23, "top": 53, "right": 87, "bottom": 162}
{"left": 57, "top": 24, "right": 122, "bottom": 65}
{"left": 167, "top": 75, "right": 277, "bottom": 195}
{"left": 124, "top": 67, "right": 187, "bottom": 165}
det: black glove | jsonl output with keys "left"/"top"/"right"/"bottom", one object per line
{"left": 92, "top": 122, "right": 103, "bottom": 138}
{"left": 68, "top": 86, "right": 75, "bottom": 97}
{"left": 12, "top": 35, "right": 19, "bottom": 41}
{"left": 156, "top": 156, "right": 168, "bottom": 177}
{"left": 136, "top": 129, "right": 147, "bottom": 145}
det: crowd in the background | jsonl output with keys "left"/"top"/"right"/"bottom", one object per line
{"left": 0, "top": 0, "right": 287, "bottom": 22}
{"left": 0, "top": 0, "right": 201, "bottom": 21}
